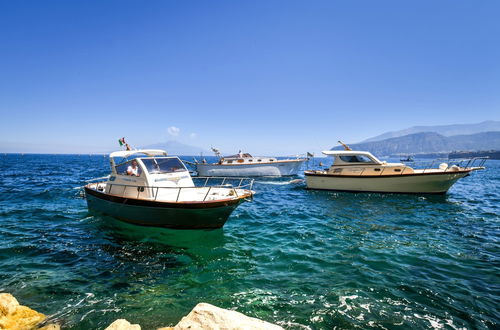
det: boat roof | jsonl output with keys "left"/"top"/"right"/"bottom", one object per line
{"left": 109, "top": 149, "right": 168, "bottom": 158}
{"left": 322, "top": 150, "right": 375, "bottom": 157}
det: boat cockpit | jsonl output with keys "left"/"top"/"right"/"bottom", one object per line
{"left": 332, "top": 153, "right": 381, "bottom": 166}
{"left": 108, "top": 150, "right": 194, "bottom": 192}
{"left": 322, "top": 150, "right": 413, "bottom": 176}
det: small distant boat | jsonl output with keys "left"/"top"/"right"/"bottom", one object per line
{"left": 84, "top": 149, "right": 254, "bottom": 229}
{"left": 400, "top": 155, "right": 414, "bottom": 162}
{"left": 304, "top": 143, "right": 486, "bottom": 194}
{"left": 194, "top": 148, "right": 308, "bottom": 177}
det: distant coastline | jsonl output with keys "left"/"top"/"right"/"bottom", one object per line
{"left": 448, "top": 150, "right": 500, "bottom": 160}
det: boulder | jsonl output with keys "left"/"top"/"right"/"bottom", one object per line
{"left": 0, "top": 293, "right": 46, "bottom": 329}
{"left": 105, "top": 319, "right": 141, "bottom": 330}
{"left": 170, "top": 303, "right": 283, "bottom": 330}
{"left": 0, "top": 294, "right": 19, "bottom": 317}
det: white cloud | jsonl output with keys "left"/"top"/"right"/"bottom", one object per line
{"left": 167, "top": 126, "right": 180, "bottom": 136}
{"left": 189, "top": 133, "right": 197, "bottom": 139}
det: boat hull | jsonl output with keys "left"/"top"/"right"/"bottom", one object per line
{"left": 84, "top": 187, "right": 244, "bottom": 229}
{"left": 196, "top": 160, "right": 305, "bottom": 177}
{"left": 304, "top": 171, "right": 471, "bottom": 194}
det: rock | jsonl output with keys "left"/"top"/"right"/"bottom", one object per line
{"left": 105, "top": 319, "right": 141, "bottom": 330}
{"left": 0, "top": 293, "right": 46, "bottom": 330}
{"left": 0, "top": 293, "right": 19, "bottom": 317}
{"left": 171, "top": 303, "right": 284, "bottom": 330}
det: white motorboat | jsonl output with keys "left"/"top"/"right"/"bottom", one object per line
{"left": 304, "top": 150, "right": 486, "bottom": 194}
{"left": 195, "top": 149, "right": 308, "bottom": 177}
{"left": 84, "top": 149, "right": 254, "bottom": 229}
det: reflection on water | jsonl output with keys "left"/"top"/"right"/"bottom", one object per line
{"left": 0, "top": 155, "right": 498, "bottom": 329}
{"left": 92, "top": 213, "right": 226, "bottom": 250}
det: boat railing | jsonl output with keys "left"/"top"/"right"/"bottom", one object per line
{"left": 192, "top": 176, "right": 254, "bottom": 189}
{"left": 92, "top": 177, "right": 254, "bottom": 202}
{"left": 415, "top": 157, "right": 488, "bottom": 173}
{"left": 85, "top": 175, "right": 110, "bottom": 182}
{"left": 324, "top": 156, "right": 488, "bottom": 177}
{"left": 447, "top": 156, "right": 488, "bottom": 169}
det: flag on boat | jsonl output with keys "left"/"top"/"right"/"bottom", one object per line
{"left": 307, "top": 152, "right": 314, "bottom": 158}
{"left": 118, "top": 137, "right": 131, "bottom": 150}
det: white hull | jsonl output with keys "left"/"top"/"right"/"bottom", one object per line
{"left": 197, "top": 160, "right": 305, "bottom": 177}
{"left": 305, "top": 171, "right": 471, "bottom": 194}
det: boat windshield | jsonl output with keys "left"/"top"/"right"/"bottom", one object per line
{"left": 338, "top": 155, "right": 375, "bottom": 163}
{"left": 115, "top": 159, "right": 143, "bottom": 176}
{"left": 141, "top": 158, "right": 187, "bottom": 174}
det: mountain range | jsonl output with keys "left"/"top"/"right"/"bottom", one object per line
{"left": 142, "top": 122, "right": 500, "bottom": 156}
{"left": 362, "top": 120, "right": 500, "bottom": 143}
{"left": 333, "top": 131, "right": 500, "bottom": 155}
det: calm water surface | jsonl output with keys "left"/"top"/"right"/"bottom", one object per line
{"left": 0, "top": 154, "right": 498, "bottom": 329}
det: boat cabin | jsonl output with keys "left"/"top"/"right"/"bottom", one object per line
{"left": 218, "top": 153, "right": 278, "bottom": 165}
{"left": 322, "top": 150, "right": 414, "bottom": 176}
{"left": 106, "top": 149, "right": 194, "bottom": 199}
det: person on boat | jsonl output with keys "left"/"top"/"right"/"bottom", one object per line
{"left": 127, "top": 160, "right": 140, "bottom": 176}
{"left": 238, "top": 150, "right": 243, "bottom": 158}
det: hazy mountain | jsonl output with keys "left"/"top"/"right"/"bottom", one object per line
{"left": 362, "top": 120, "right": 500, "bottom": 143}
{"left": 142, "top": 140, "right": 210, "bottom": 156}
{"left": 332, "top": 131, "right": 500, "bottom": 155}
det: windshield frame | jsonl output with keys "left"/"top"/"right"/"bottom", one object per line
{"left": 140, "top": 157, "right": 188, "bottom": 175}
{"left": 336, "top": 154, "right": 378, "bottom": 165}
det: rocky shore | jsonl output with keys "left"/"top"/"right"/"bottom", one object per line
{"left": 0, "top": 293, "right": 283, "bottom": 329}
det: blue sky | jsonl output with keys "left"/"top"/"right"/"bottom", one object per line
{"left": 0, "top": 0, "right": 499, "bottom": 154}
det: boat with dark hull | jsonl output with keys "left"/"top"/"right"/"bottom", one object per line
{"left": 84, "top": 149, "right": 254, "bottom": 229}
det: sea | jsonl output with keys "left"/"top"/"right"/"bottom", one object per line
{"left": 0, "top": 154, "right": 498, "bottom": 329}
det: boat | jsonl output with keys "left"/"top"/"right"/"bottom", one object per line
{"left": 304, "top": 147, "right": 486, "bottom": 194}
{"left": 400, "top": 155, "right": 414, "bottom": 162}
{"left": 194, "top": 148, "right": 308, "bottom": 177}
{"left": 84, "top": 149, "right": 254, "bottom": 229}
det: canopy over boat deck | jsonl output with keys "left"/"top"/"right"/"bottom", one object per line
{"left": 109, "top": 149, "right": 167, "bottom": 158}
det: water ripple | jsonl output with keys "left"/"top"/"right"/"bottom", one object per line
{"left": 0, "top": 155, "right": 498, "bottom": 329}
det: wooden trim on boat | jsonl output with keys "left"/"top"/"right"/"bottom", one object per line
{"left": 84, "top": 185, "right": 251, "bottom": 209}
{"left": 304, "top": 169, "right": 471, "bottom": 178}
{"left": 325, "top": 164, "right": 381, "bottom": 167}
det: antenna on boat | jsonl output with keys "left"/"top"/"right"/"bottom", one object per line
{"left": 338, "top": 140, "right": 352, "bottom": 151}
{"left": 306, "top": 152, "right": 314, "bottom": 169}
{"left": 211, "top": 147, "right": 221, "bottom": 158}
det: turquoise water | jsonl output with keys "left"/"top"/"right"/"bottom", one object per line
{"left": 0, "top": 154, "right": 498, "bottom": 329}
